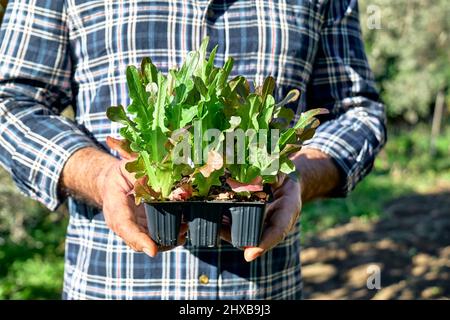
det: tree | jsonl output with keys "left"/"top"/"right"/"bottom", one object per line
{"left": 359, "top": 0, "right": 449, "bottom": 123}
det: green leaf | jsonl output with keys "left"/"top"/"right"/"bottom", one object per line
{"left": 180, "top": 105, "right": 199, "bottom": 128}
{"left": 260, "top": 76, "right": 276, "bottom": 106}
{"left": 149, "top": 127, "right": 168, "bottom": 162}
{"left": 222, "top": 57, "right": 234, "bottom": 77}
{"left": 279, "top": 108, "right": 329, "bottom": 147}
{"left": 206, "top": 45, "right": 218, "bottom": 75}
{"left": 293, "top": 108, "right": 329, "bottom": 130}
{"left": 275, "top": 89, "right": 300, "bottom": 108}
{"left": 158, "top": 167, "right": 178, "bottom": 198}
{"left": 179, "top": 51, "right": 200, "bottom": 84}
{"left": 296, "top": 127, "right": 317, "bottom": 142}
{"left": 106, "top": 105, "right": 133, "bottom": 126}
{"left": 194, "top": 169, "right": 223, "bottom": 197}
{"left": 271, "top": 106, "right": 295, "bottom": 129}
{"left": 279, "top": 158, "right": 296, "bottom": 175}
{"left": 208, "top": 68, "right": 220, "bottom": 87}
{"left": 241, "top": 165, "right": 261, "bottom": 184}
{"left": 259, "top": 94, "right": 275, "bottom": 130}
{"left": 152, "top": 73, "right": 168, "bottom": 133}
{"left": 141, "top": 57, "right": 158, "bottom": 85}
{"left": 126, "top": 65, "right": 150, "bottom": 124}
{"left": 125, "top": 157, "right": 145, "bottom": 173}
{"left": 248, "top": 94, "right": 261, "bottom": 130}
{"left": 217, "top": 57, "right": 234, "bottom": 89}
{"left": 280, "top": 143, "right": 302, "bottom": 157}
{"left": 193, "top": 76, "right": 208, "bottom": 98}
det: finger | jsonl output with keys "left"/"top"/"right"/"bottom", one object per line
{"left": 136, "top": 217, "right": 186, "bottom": 252}
{"left": 115, "top": 219, "right": 158, "bottom": 257}
{"left": 179, "top": 223, "right": 189, "bottom": 235}
{"left": 106, "top": 195, "right": 158, "bottom": 256}
{"left": 244, "top": 201, "right": 299, "bottom": 262}
{"left": 243, "top": 199, "right": 284, "bottom": 261}
{"left": 136, "top": 216, "right": 148, "bottom": 228}
{"left": 178, "top": 232, "right": 187, "bottom": 245}
{"left": 244, "top": 224, "right": 287, "bottom": 262}
{"left": 270, "top": 172, "right": 286, "bottom": 190}
{"left": 262, "top": 197, "right": 284, "bottom": 224}
{"left": 219, "top": 224, "right": 232, "bottom": 243}
{"left": 135, "top": 203, "right": 148, "bottom": 229}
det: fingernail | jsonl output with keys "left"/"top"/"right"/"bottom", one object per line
{"left": 143, "top": 247, "right": 155, "bottom": 257}
{"left": 244, "top": 248, "right": 264, "bottom": 262}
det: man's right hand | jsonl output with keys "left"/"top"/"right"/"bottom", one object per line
{"left": 61, "top": 147, "right": 187, "bottom": 257}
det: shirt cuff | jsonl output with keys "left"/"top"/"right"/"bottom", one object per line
{"left": 302, "top": 111, "right": 384, "bottom": 197}
{"left": 11, "top": 119, "right": 97, "bottom": 211}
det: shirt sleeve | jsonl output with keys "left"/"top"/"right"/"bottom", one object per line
{"left": 0, "top": 0, "right": 97, "bottom": 210}
{"left": 303, "top": 0, "right": 387, "bottom": 196}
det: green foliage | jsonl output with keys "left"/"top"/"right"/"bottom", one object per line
{"left": 107, "top": 37, "right": 325, "bottom": 200}
{"left": 0, "top": 257, "right": 64, "bottom": 299}
{"left": 360, "top": 0, "right": 450, "bottom": 123}
{"left": 0, "top": 171, "right": 67, "bottom": 299}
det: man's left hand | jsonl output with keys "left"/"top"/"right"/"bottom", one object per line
{"left": 244, "top": 175, "right": 302, "bottom": 262}
{"left": 220, "top": 174, "right": 302, "bottom": 262}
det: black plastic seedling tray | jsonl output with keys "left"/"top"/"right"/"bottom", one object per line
{"left": 144, "top": 202, "right": 184, "bottom": 247}
{"left": 144, "top": 201, "right": 266, "bottom": 248}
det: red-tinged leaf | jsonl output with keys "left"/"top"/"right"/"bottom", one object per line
{"left": 280, "top": 143, "right": 302, "bottom": 157}
{"left": 275, "top": 89, "right": 300, "bottom": 108}
{"left": 253, "top": 191, "right": 268, "bottom": 200}
{"left": 125, "top": 157, "right": 145, "bottom": 173}
{"left": 295, "top": 127, "right": 317, "bottom": 142}
{"left": 106, "top": 136, "right": 137, "bottom": 160}
{"left": 199, "top": 150, "right": 224, "bottom": 178}
{"left": 134, "top": 177, "right": 160, "bottom": 205}
{"left": 260, "top": 76, "right": 275, "bottom": 106}
{"left": 226, "top": 177, "right": 264, "bottom": 192}
{"left": 294, "top": 108, "right": 329, "bottom": 130}
{"left": 271, "top": 106, "right": 295, "bottom": 129}
{"left": 168, "top": 184, "right": 193, "bottom": 201}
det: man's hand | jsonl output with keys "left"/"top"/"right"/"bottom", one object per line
{"left": 244, "top": 175, "right": 301, "bottom": 262}
{"left": 222, "top": 148, "right": 341, "bottom": 262}
{"left": 96, "top": 158, "right": 159, "bottom": 257}
{"left": 60, "top": 147, "right": 187, "bottom": 257}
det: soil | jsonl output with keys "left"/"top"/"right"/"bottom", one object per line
{"left": 174, "top": 174, "right": 271, "bottom": 202}
{"left": 301, "top": 191, "right": 450, "bottom": 300}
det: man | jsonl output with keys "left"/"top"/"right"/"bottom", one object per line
{"left": 0, "top": 0, "right": 386, "bottom": 299}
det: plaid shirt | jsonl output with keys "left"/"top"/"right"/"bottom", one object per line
{"left": 0, "top": 0, "right": 386, "bottom": 300}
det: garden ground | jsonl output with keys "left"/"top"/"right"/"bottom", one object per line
{"left": 302, "top": 190, "right": 450, "bottom": 299}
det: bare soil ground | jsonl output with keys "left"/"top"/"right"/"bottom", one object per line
{"left": 301, "top": 192, "right": 450, "bottom": 299}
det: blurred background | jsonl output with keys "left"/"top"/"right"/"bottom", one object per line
{"left": 0, "top": 0, "right": 449, "bottom": 299}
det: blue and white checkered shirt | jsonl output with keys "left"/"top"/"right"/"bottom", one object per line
{"left": 0, "top": 0, "right": 386, "bottom": 299}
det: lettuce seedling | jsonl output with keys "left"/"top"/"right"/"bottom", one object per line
{"left": 217, "top": 74, "right": 328, "bottom": 195}
{"left": 107, "top": 37, "right": 327, "bottom": 203}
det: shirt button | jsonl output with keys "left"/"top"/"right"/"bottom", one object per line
{"left": 199, "top": 274, "right": 209, "bottom": 285}
{"left": 207, "top": 8, "right": 215, "bottom": 18}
